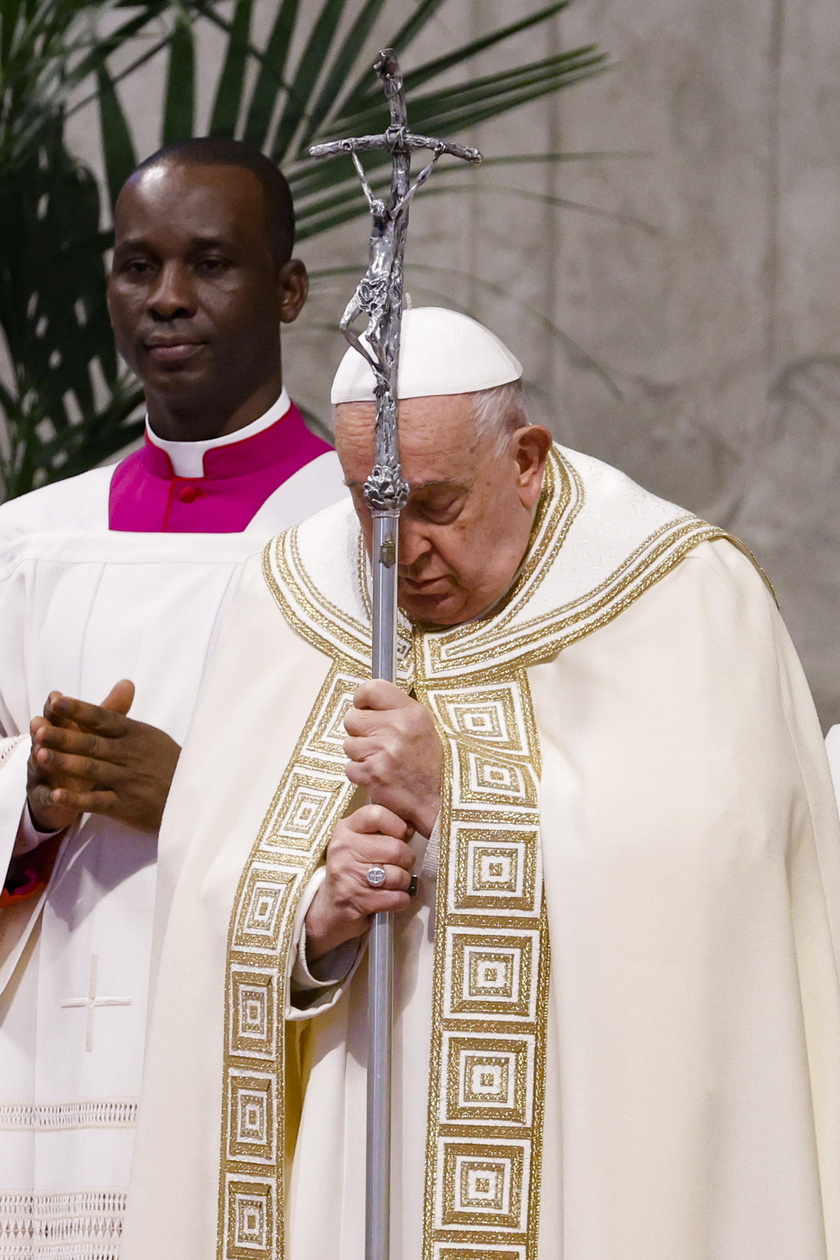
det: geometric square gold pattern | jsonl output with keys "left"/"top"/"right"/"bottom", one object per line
{"left": 235, "top": 866, "right": 297, "bottom": 952}
{"left": 234, "top": 865, "right": 295, "bottom": 953}
{"left": 225, "top": 1178, "right": 274, "bottom": 1257}
{"left": 443, "top": 1034, "right": 532, "bottom": 1125}
{"left": 429, "top": 684, "right": 529, "bottom": 757}
{"left": 266, "top": 772, "right": 337, "bottom": 850}
{"left": 227, "top": 1072, "right": 275, "bottom": 1163}
{"left": 464, "top": 751, "right": 530, "bottom": 803}
{"left": 303, "top": 674, "right": 360, "bottom": 760}
{"left": 435, "top": 1250, "right": 524, "bottom": 1260}
{"left": 444, "top": 700, "right": 509, "bottom": 744}
{"left": 220, "top": 656, "right": 363, "bottom": 1260}
{"left": 440, "top": 1141, "right": 526, "bottom": 1230}
{"left": 453, "top": 830, "right": 539, "bottom": 914}
{"left": 230, "top": 968, "right": 275, "bottom": 1059}
{"left": 447, "top": 930, "right": 538, "bottom": 1021}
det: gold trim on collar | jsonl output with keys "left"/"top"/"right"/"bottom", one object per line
{"left": 267, "top": 446, "right": 738, "bottom": 682}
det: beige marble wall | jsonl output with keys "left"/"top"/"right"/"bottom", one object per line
{"left": 60, "top": 0, "right": 840, "bottom": 726}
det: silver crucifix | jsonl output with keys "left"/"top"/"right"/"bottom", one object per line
{"left": 310, "top": 49, "right": 481, "bottom": 512}
{"left": 309, "top": 50, "right": 481, "bottom": 1260}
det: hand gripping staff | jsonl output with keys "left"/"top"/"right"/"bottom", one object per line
{"left": 310, "top": 51, "right": 481, "bottom": 1260}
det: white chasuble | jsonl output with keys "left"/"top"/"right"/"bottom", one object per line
{"left": 124, "top": 446, "right": 840, "bottom": 1260}
{"left": 0, "top": 453, "right": 344, "bottom": 1259}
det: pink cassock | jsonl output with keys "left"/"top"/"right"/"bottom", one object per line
{"left": 109, "top": 402, "right": 331, "bottom": 533}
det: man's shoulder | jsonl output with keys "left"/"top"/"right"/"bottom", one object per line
{"left": 411, "top": 444, "right": 768, "bottom": 678}
{"left": 557, "top": 442, "right": 686, "bottom": 522}
{"left": 258, "top": 492, "right": 367, "bottom": 664}
{"left": 247, "top": 450, "right": 347, "bottom": 535}
{"left": 267, "top": 491, "right": 359, "bottom": 593}
{"left": 557, "top": 442, "right": 769, "bottom": 592}
{"left": 0, "top": 465, "right": 114, "bottom": 536}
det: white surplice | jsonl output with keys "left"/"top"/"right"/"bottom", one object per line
{"left": 0, "top": 442, "right": 345, "bottom": 1258}
{"left": 123, "top": 446, "right": 840, "bottom": 1260}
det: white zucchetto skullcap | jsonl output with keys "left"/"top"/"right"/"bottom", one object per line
{"left": 330, "top": 306, "right": 523, "bottom": 404}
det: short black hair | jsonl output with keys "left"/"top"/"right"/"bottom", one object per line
{"left": 133, "top": 137, "right": 295, "bottom": 263}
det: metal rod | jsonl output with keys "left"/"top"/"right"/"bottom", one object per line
{"left": 366, "top": 510, "right": 399, "bottom": 1260}
{"left": 365, "top": 909, "right": 392, "bottom": 1260}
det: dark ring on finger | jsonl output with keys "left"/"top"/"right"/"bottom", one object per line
{"left": 408, "top": 876, "right": 419, "bottom": 898}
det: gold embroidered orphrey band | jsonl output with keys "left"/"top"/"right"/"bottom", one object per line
{"left": 218, "top": 446, "right": 739, "bottom": 1260}
{"left": 217, "top": 650, "right": 551, "bottom": 1260}
{"left": 218, "top": 659, "right": 363, "bottom": 1260}
{"left": 416, "top": 669, "right": 549, "bottom": 1260}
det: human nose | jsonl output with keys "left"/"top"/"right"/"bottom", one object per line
{"left": 398, "top": 519, "right": 432, "bottom": 568}
{"left": 147, "top": 261, "right": 196, "bottom": 320}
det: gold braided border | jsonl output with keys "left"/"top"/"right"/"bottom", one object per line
{"left": 418, "top": 668, "right": 549, "bottom": 1260}
{"left": 217, "top": 657, "right": 364, "bottom": 1260}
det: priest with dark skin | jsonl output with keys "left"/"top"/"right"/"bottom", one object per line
{"left": 26, "top": 146, "right": 309, "bottom": 835}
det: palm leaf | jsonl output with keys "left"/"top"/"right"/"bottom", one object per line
{"left": 337, "top": 0, "right": 449, "bottom": 110}
{"left": 287, "top": 48, "right": 606, "bottom": 216}
{"left": 0, "top": 0, "right": 611, "bottom": 499}
{"left": 162, "top": 16, "right": 195, "bottom": 144}
{"left": 97, "top": 64, "right": 137, "bottom": 205}
{"left": 36, "top": 388, "right": 145, "bottom": 482}
{"left": 298, "top": 0, "right": 388, "bottom": 148}
{"left": 270, "top": 0, "right": 348, "bottom": 162}
{"left": 243, "top": 0, "right": 299, "bottom": 148}
{"left": 0, "top": 0, "right": 174, "bottom": 496}
{"left": 325, "top": 48, "right": 606, "bottom": 139}
{"left": 209, "top": 0, "right": 252, "bottom": 137}
{"left": 343, "top": 0, "right": 574, "bottom": 113}
{"left": 70, "top": 4, "right": 173, "bottom": 85}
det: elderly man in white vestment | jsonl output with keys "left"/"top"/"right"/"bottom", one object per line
{"left": 124, "top": 307, "right": 840, "bottom": 1260}
{"left": 0, "top": 138, "right": 344, "bottom": 1256}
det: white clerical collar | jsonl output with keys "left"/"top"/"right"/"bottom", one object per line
{"left": 145, "top": 389, "right": 291, "bottom": 478}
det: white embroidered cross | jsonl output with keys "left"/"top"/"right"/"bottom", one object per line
{"left": 60, "top": 953, "right": 132, "bottom": 1052}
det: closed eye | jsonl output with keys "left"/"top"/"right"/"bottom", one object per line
{"left": 412, "top": 494, "right": 465, "bottom": 524}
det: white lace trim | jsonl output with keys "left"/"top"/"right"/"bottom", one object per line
{"left": 0, "top": 1190, "right": 124, "bottom": 1258}
{"left": 0, "top": 1101, "right": 137, "bottom": 1132}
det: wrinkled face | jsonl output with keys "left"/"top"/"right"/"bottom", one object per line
{"left": 107, "top": 161, "right": 306, "bottom": 434}
{"left": 336, "top": 394, "right": 551, "bottom": 626}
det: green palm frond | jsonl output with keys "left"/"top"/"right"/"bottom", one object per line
{"left": 0, "top": 114, "right": 143, "bottom": 496}
{"left": 208, "top": 0, "right": 252, "bottom": 138}
{"left": 0, "top": 0, "right": 608, "bottom": 499}
{"left": 0, "top": 0, "right": 176, "bottom": 494}
{"left": 162, "top": 15, "right": 196, "bottom": 145}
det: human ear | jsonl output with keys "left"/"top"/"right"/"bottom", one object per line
{"left": 514, "top": 426, "right": 552, "bottom": 508}
{"left": 277, "top": 258, "right": 309, "bottom": 324}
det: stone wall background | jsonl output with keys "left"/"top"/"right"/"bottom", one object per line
{"left": 58, "top": 0, "right": 840, "bottom": 727}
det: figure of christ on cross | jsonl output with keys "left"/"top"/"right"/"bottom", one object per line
{"left": 310, "top": 50, "right": 481, "bottom": 405}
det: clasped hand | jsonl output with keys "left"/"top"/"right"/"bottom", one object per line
{"left": 305, "top": 680, "right": 442, "bottom": 962}
{"left": 27, "top": 679, "right": 181, "bottom": 833}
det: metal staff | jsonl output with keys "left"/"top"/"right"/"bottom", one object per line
{"left": 310, "top": 51, "right": 480, "bottom": 1260}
